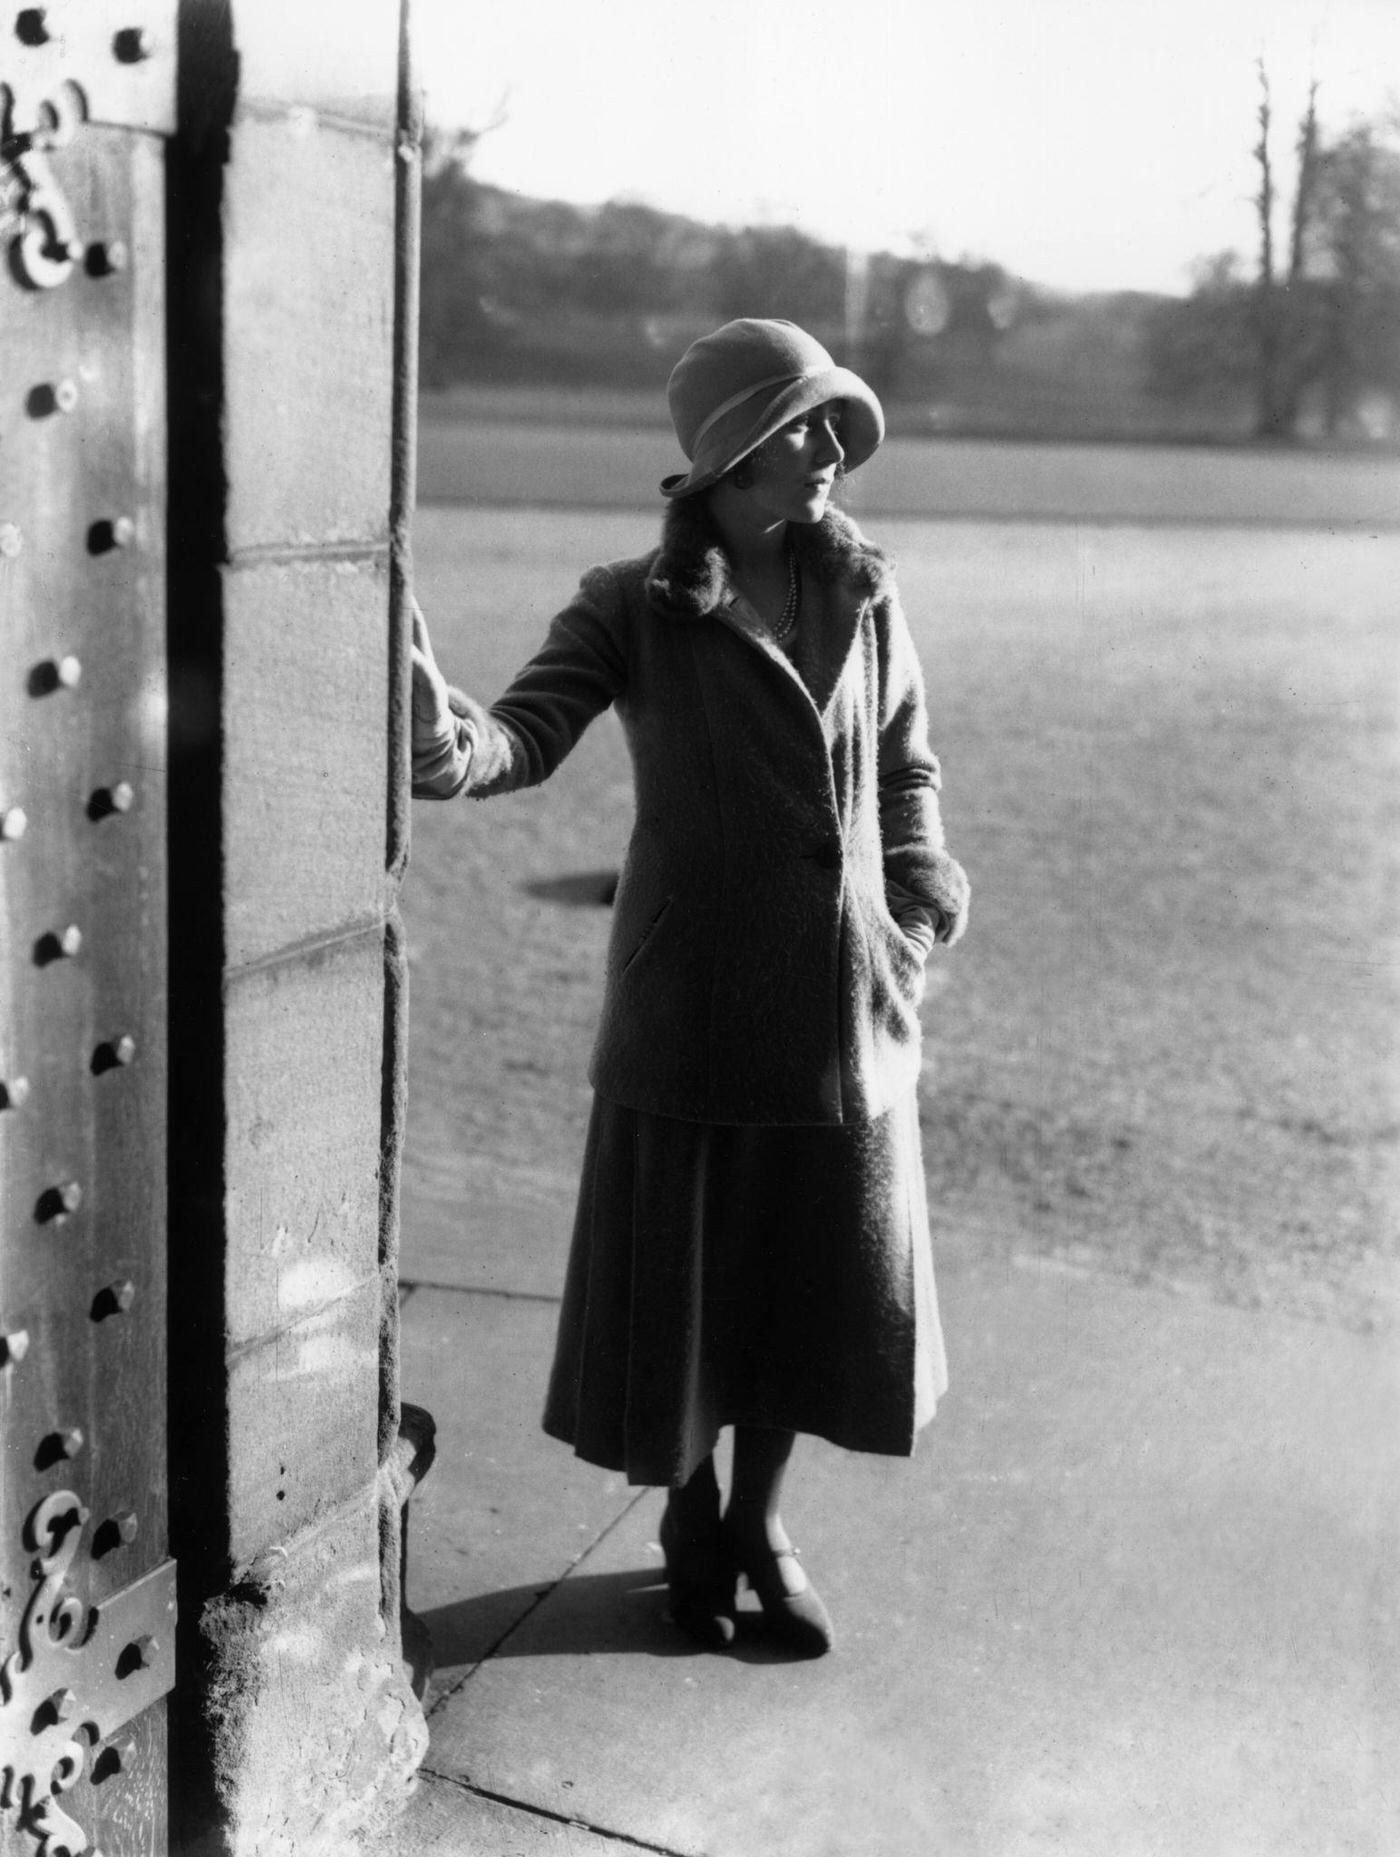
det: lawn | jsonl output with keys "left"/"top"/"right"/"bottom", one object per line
{"left": 403, "top": 507, "right": 1399, "bottom": 1332}
{"left": 418, "top": 401, "right": 1400, "bottom": 525}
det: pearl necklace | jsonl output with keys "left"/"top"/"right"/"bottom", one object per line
{"left": 770, "top": 548, "right": 799, "bottom": 643}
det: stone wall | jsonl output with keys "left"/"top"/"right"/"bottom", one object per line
{"left": 166, "top": 3, "right": 427, "bottom": 1849}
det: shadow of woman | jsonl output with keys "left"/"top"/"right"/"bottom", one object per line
{"left": 421, "top": 1566, "right": 820, "bottom": 1669}
{"left": 520, "top": 870, "right": 618, "bottom": 907}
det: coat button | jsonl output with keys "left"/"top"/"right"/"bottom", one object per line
{"left": 810, "top": 835, "right": 843, "bottom": 871}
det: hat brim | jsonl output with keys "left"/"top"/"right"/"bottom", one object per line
{"left": 659, "top": 365, "right": 884, "bottom": 499}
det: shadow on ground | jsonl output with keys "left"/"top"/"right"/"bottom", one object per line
{"left": 520, "top": 869, "right": 618, "bottom": 907}
{"left": 422, "top": 1568, "right": 830, "bottom": 1670}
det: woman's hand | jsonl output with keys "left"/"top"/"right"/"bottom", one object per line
{"left": 411, "top": 598, "right": 455, "bottom": 750}
{"left": 410, "top": 598, "right": 476, "bottom": 797}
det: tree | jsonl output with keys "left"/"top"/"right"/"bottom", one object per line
{"left": 1251, "top": 65, "right": 1321, "bottom": 436}
{"left": 1311, "top": 121, "right": 1400, "bottom": 432}
{"left": 1144, "top": 252, "right": 1256, "bottom": 412}
{"left": 418, "top": 124, "right": 499, "bottom": 386}
{"left": 709, "top": 225, "right": 845, "bottom": 330}
{"left": 573, "top": 201, "right": 675, "bottom": 317}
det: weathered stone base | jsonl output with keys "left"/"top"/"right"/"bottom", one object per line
{"left": 200, "top": 1487, "right": 428, "bottom": 1856}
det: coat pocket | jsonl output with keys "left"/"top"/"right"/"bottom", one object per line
{"left": 621, "top": 895, "right": 675, "bottom": 975}
{"left": 879, "top": 899, "right": 927, "bottom": 971}
{"left": 873, "top": 903, "right": 928, "bottom": 1016}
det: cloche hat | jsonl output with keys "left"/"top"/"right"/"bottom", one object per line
{"left": 660, "top": 318, "right": 884, "bottom": 499}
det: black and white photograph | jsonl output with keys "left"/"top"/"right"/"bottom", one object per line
{"left": 1, "top": 1, "right": 1396, "bottom": 1851}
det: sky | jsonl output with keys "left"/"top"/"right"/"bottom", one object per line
{"left": 411, "top": 0, "right": 1400, "bottom": 296}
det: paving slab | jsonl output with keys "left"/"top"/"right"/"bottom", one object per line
{"left": 399, "top": 1286, "right": 641, "bottom": 1709}
{"left": 425, "top": 1259, "right": 1400, "bottom": 1857}
{"left": 387, "top": 1770, "right": 641, "bottom": 1855}
{"left": 399, "top": 1180, "right": 573, "bottom": 1299}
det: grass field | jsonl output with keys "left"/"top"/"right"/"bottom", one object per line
{"left": 418, "top": 395, "right": 1400, "bottom": 525}
{"left": 403, "top": 499, "right": 1399, "bottom": 1334}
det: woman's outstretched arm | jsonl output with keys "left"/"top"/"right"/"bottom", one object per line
{"left": 410, "top": 566, "right": 629, "bottom": 802}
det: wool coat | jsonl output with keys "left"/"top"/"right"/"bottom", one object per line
{"left": 434, "top": 496, "right": 968, "bottom": 1128}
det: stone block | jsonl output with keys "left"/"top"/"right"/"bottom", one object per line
{"left": 225, "top": 929, "right": 385, "bottom": 1349}
{"left": 223, "top": 114, "right": 396, "bottom": 551}
{"left": 203, "top": 1487, "right": 427, "bottom": 1857}
{"left": 223, "top": 555, "right": 390, "bottom": 969}
{"left": 226, "top": 1260, "right": 381, "bottom": 1564}
{"left": 231, "top": 0, "right": 400, "bottom": 131}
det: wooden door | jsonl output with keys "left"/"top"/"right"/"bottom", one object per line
{"left": 2, "top": 10, "right": 176, "bottom": 1853}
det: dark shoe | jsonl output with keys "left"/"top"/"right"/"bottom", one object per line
{"left": 659, "top": 1502, "right": 737, "bottom": 1648}
{"left": 721, "top": 1520, "right": 834, "bottom": 1657}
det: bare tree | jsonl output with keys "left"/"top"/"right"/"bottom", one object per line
{"left": 1252, "top": 63, "right": 1317, "bottom": 437}
{"left": 1288, "top": 79, "right": 1322, "bottom": 284}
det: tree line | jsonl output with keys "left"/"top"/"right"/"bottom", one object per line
{"left": 421, "top": 80, "right": 1400, "bottom": 444}
{"left": 418, "top": 125, "right": 1020, "bottom": 403}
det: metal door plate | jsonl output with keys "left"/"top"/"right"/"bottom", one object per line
{"left": 2, "top": 0, "right": 176, "bottom": 290}
{"left": 1, "top": 1493, "right": 175, "bottom": 1814}
{"left": 2, "top": 3, "right": 176, "bottom": 136}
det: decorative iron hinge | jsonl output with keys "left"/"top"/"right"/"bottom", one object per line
{"left": 0, "top": 72, "right": 82, "bottom": 288}
{"left": 1, "top": 3, "right": 175, "bottom": 290}
{"left": 1, "top": 1492, "right": 176, "bottom": 1857}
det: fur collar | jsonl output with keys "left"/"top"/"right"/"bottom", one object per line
{"left": 644, "top": 495, "right": 893, "bottom": 620}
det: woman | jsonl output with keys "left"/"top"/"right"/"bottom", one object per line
{"left": 411, "top": 318, "right": 970, "bottom": 1657}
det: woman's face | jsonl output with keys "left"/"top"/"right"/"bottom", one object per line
{"left": 741, "top": 401, "right": 847, "bottom": 524}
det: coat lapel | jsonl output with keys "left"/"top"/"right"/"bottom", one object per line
{"left": 709, "top": 589, "right": 811, "bottom": 697}
{"left": 790, "top": 556, "right": 863, "bottom": 720}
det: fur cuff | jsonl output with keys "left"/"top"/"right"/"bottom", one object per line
{"left": 447, "top": 684, "right": 491, "bottom": 730}
{"left": 444, "top": 685, "right": 522, "bottom": 796}
{"left": 900, "top": 850, "right": 970, "bottom": 946}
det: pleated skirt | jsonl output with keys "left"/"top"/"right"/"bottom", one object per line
{"left": 542, "top": 1087, "right": 948, "bottom": 1487}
